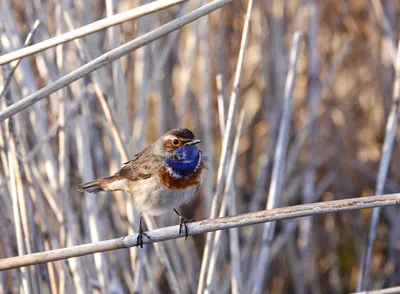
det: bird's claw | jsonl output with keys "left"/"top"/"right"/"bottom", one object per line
{"left": 174, "top": 209, "right": 194, "bottom": 240}
{"left": 137, "top": 227, "right": 151, "bottom": 248}
{"left": 179, "top": 218, "right": 193, "bottom": 240}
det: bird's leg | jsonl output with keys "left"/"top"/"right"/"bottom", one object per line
{"left": 137, "top": 216, "right": 151, "bottom": 248}
{"left": 173, "top": 209, "right": 194, "bottom": 240}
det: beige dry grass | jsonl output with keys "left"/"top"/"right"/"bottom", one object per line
{"left": 1, "top": 0, "right": 400, "bottom": 293}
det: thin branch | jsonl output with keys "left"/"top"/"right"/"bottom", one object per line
{"left": 205, "top": 109, "right": 245, "bottom": 292}
{"left": 0, "top": 0, "right": 186, "bottom": 65}
{"left": 143, "top": 215, "right": 181, "bottom": 293}
{"left": 0, "top": 0, "right": 236, "bottom": 122}
{"left": 1, "top": 19, "right": 42, "bottom": 294}
{"left": 0, "top": 20, "right": 40, "bottom": 100}
{"left": 357, "top": 31, "right": 400, "bottom": 292}
{"left": 198, "top": 0, "right": 214, "bottom": 226}
{"left": 0, "top": 194, "right": 399, "bottom": 271}
{"left": 216, "top": 74, "right": 226, "bottom": 134}
{"left": 197, "top": 0, "right": 253, "bottom": 291}
{"left": 227, "top": 111, "right": 245, "bottom": 294}
{"left": 369, "top": 0, "right": 396, "bottom": 64}
{"left": 59, "top": 4, "right": 184, "bottom": 290}
{"left": 105, "top": 0, "right": 129, "bottom": 142}
{"left": 299, "top": 1, "right": 320, "bottom": 293}
{"left": 351, "top": 285, "right": 400, "bottom": 294}
{"left": 251, "top": 31, "right": 302, "bottom": 294}
{"left": 77, "top": 112, "right": 110, "bottom": 293}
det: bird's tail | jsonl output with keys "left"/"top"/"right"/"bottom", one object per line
{"left": 77, "top": 176, "right": 118, "bottom": 193}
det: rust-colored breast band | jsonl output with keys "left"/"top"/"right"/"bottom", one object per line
{"left": 158, "top": 163, "right": 203, "bottom": 189}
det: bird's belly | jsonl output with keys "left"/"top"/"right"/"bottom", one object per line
{"left": 146, "top": 185, "right": 199, "bottom": 216}
{"left": 126, "top": 178, "right": 199, "bottom": 216}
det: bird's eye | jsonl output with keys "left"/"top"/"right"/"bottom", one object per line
{"left": 172, "top": 139, "right": 179, "bottom": 146}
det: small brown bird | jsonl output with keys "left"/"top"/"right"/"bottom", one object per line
{"left": 78, "top": 128, "right": 205, "bottom": 246}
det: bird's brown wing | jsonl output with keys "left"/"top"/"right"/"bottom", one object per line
{"left": 116, "top": 147, "right": 158, "bottom": 181}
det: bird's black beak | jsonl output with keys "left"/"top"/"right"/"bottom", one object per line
{"left": 185, "top": 139, "right": 201, "bottom": 146}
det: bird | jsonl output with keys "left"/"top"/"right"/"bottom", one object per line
{"left": 77, "top": 128, "right": 205, "bottom": 247}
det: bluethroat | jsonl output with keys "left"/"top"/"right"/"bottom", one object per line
{"left": 78, "top": 128, "right": 205, "bottom": 247}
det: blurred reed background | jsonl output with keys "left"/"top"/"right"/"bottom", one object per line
{"left": 1, "top": 0, "right": 400, "bottom": 293}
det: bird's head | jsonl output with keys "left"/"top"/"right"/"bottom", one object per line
{"left": 154, "top": 128, "right": 203, "bottom": 177}
{"left": 154, "top": 128, "right": 201, "bottom": 158}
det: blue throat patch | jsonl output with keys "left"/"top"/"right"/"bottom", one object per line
{"left": 165, "top": 145, "right": 201, "bottom": 176}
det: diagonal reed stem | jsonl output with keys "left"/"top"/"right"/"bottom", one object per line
{"left": 0, "top": 194, "right": 399, "bottom": 271}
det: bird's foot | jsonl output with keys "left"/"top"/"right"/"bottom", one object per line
{"left": 137, "top": 216, "right": 151, "bottom": 248}
{"left": 174, "top": 209, "right": 194, "bottom": 240}
{"left": 137, "top": 227, "right": 151, "bottom": 248}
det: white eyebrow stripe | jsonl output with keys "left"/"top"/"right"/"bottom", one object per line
{"left": 163, "top": 135, "right": 177, "bottom": 141}
{"left": 163, "top": 134, "right": 194, "bottom": 142}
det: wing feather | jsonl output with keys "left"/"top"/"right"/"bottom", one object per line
{"left": 116, "top": 147, "right": 158, "bottom": 181}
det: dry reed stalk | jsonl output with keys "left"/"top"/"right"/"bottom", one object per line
{"left": 123, "top": 0, "right": 150, "bottom": 290}
{"left": 55, "top": 4, "right": 73, "bottom": 292}
{"left": 175, "top": 4, "right": 198, "bottom": 125}
{"left": 70, "top": 17, "right": 185, "bottom": 289}
{"left": 214, "top": 5, "right": 227, "bottom": 135}
{"left": 204, "top": 110, "right": 245, "bottom": 293}
{"left": 59, "top": 6, "right": 131, "bottom": 164}
{"left": 0, "top": 0, "right": 188, "bottom": 65}
{"left": 0, "top": 194, "right": 399, "bottom": 271}
{"left": 2, "top": 1, "right": 61, "bottom": 215}
{"left": 2, "top": 1, "right": 400, "bottom": 292}
{"left": 20, "top": 139, "right": 75, "bottom": 293}
{"left": 143, "top": 215, "right": 181, "bottom": 293}
{"left": 106, "top": 0, "right": 129, "bottom": 142}
{"left": 0, "top": 20, "right": 40, "bottom": 100}
{"left": 198, "top": 0, "right": 215, "bottom": 222}
{"left": 77, "top": 112, "right": 110, "bottom": 293}
{"left": 131, "top": 0, "right": 151, "bottom": 152}
{"left": 244, "top": 161, "right": 336, "bottom": 290}
{"left": 357, "top": 30, "right": 400, "bottom": 292}
{"left": 351, "top": 285, "right": 400, "bottom": 294}
{"left": 197, "top": 0, "right": 253, "bottom": 291}
{"left": 226, "top": 111, "right": 245, "bottom": 294}
{"left": 5, "top": 117, "right": 31, "bottom": 294}
{"left": 0, "top": 18, "right": 43, "bottom": 294}
{"left": 369, "top": 0, "right": 396, "bottom": 63}
{"left": 251, "top": 31, "right": 302, "bottom": 294}
{"left": 216, "top": 74, "right": 226, "bottom": 134}
{"left": 287, "top": 235, "right": 304, "bottom": 294}
{"left": 0, "top": 0, "right": 237, "bottom": 122}
{"left": 299, "top": 1, "right": 320, "bottom": 293}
